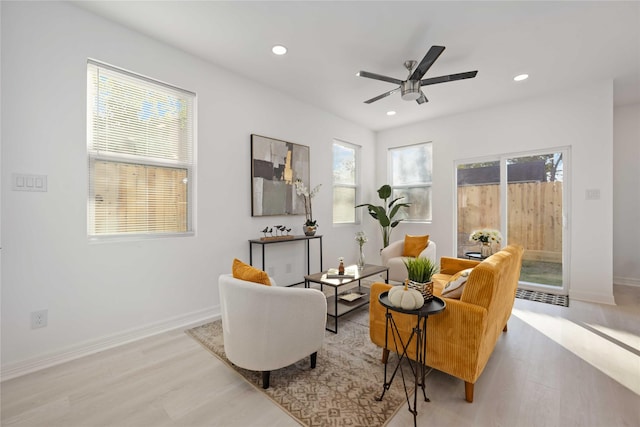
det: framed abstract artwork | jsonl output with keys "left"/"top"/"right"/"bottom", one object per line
{"left": 251, "top": 134, "right": 310, "bottom": 217}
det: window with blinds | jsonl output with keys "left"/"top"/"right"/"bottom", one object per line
{"left": 332, "top": 140, "right": 360, "bottom": 224}
{"left": 87, "top": 61, "right": 196, "bottom": 238}
{"left": 388, "top": 142, "right": 432, "bottom": 222}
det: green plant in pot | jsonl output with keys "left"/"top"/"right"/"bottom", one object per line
{"left": 403, "top": 257, "right": 439, "bottom": 302}
{"left": 356, "top": 184, "right": 410, "bottom": 248}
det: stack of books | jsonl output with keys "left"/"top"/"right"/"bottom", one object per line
{"left": 326, "top": 267, "right": 357, "bottom": 279}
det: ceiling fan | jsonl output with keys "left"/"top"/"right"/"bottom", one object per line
{"left": 357, "top": 45, "right": 478, "bottom": 105}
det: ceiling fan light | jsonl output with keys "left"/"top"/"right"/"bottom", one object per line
{"left": 401, "top": 80, "right": 421, "bottom": 101}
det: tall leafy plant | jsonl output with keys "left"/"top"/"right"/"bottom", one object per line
{"left": 356, "top": 185, "right": 410, "bottom": 248}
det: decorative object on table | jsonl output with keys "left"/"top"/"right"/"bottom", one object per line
{"left": 273, "top": 225, "right": 292, "bottom": 236}
{"left": 356, "top": 184, "right": 410, "bottom": 248}
{"left": 469, "top": 228, "right": 503, "bottom": 257}
{"left": 387, "top": 283, "right": 424, "bottom": 310}
{"left": 294, "top": 178, "right": 321, "bottom": 236}
{"left": 338, "top": 291, "right": 366, "bottom": 302}
{"left": 403, "top": 256, "right": 438, "bottom": 302}
{"left": 251, "top": 134, "right": 310, "bottom": 217}
{"left": 354, "top": 231, "right": 367, "bottom": 269}
{"left": 338, "top": 257, "right": 345, "bottom": 275}
{"left": 325, "top": 265, "right": 356, "bottom": 279}
{"left": 259, "top": 225, "right": 295, "bottom": 241}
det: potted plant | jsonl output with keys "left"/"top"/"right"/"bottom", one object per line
{"left": 469, "top": 228, "right": 503, "bottom": 257}
{"left": 403, "top": 257, "right": 438, "bottom": 302}
{"left": 356, "top": 184, "right": 410, "bottom": 248}
{"left": 294, "top": 179, "right": 321, "bottom": 235}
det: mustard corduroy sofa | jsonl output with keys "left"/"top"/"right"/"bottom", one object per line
{"left": 369, "top": 244, "right": 524, "bottom": 402}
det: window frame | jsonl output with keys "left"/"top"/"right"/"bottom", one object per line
{"left": 388, "top": 142, "right": 433, "bottom": 223}
{"left": 332, "top": 139, "right": 361, "bottom": 225}
{"left": 87, "top": 60, "right": 197, "bottom": 241}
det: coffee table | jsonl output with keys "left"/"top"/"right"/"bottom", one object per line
{"left": 304, "top": 264, "right": 389, "bottom": 333}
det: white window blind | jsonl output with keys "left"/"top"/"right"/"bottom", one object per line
{"left": 87, "top": 60, "right": 196, "bottom": 238}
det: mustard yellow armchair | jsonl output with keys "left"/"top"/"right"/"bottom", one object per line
{"left": 369, "top": 245, "right": 524, "bottom": 402}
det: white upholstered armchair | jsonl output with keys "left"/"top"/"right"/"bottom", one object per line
{"left": 380, "top": 238, "right": 437, "bottom": 283}
{"left": 218, "top": 274, "right": 327, "bottom": 388}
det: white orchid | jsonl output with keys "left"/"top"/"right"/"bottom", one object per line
{"left": 294, "top": 179, "right": 321, "bottom": 226}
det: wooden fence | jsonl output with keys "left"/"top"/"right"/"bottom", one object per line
{"left": 457, "top": 181, "right": 563, "bottom": 262}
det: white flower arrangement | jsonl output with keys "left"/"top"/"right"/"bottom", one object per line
{"left": 294, "top": 179, "right": 321, "bottom": 226}
{"left": 354, "top": 231, "right": 368, "bottom": 246}
{"left": 469, "top": 229, "right": 503, "bottom": 244}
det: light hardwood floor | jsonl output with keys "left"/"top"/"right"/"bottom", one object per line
{"left": 2, "top": 285, "right": 639, "bottom": 426}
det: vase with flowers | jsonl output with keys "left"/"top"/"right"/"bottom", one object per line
{"left": 469, "top": 228, "right": 503, "bottom": 257}
{"left": 294, "top": 179, "right": 321, "bottom": 236}
{"left": 354, "top": 231, "right": 368, "bottom": 270}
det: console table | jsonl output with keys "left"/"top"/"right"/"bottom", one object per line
{"left": 376, "top": 292, "right": 446, "bottom": 427}
{"left": 248, "top": 235, "right": 323, "bottom": 287}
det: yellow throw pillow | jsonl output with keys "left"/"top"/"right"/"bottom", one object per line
{"left": 232, "top": 258, "right": 271, "bottom": 286}
{"left": 402, "top": 234, "right": 430, "bottom": 258}
{"left": 442, "top": 268, "right": 473, "bottom": 299}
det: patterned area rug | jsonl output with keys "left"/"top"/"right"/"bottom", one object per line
{"left": 186, "top": 311, "right": 406, "bottom": 427}
{"left": 516, "top": 288, "right": 569, "bottom": 307}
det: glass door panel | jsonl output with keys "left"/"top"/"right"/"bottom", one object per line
{"left": 506, "top": 153, "right": 564, "bottom": 289}
{"left": 456, "top": 150, "right": 567, "bottom": 292}
{"left": 456, "top": 160, "right": 501, "bottom": 258}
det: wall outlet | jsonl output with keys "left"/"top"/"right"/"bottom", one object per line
{"left": 31, "top": 310, "right": 48, "bottom": 329}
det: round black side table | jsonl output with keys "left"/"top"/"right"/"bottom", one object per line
{"left": 376, "top": 292, "right": 446, "bottom": 427}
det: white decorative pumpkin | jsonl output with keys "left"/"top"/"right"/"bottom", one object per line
{"left": 388, "top": 284, "right": 425, "bottom": 310}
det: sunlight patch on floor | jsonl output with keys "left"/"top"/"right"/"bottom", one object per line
{"left": 512, "top": 308, "right": 640, "bottom": 395}
{"left": 584, "top": 323, "right": 640, "bottom": 353}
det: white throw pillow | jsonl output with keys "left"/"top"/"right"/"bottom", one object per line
{"left": 442, "top": 268, "right": 473, "bottom": 299}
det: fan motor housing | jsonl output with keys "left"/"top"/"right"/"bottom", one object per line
{"left": 401, "top": 80, "right": 421, "bottom": 101}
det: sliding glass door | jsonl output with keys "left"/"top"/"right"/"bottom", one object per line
{"left": 456, "top": 149, "right": 568, "bottom": 293}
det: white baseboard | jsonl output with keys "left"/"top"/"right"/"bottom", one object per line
{"left": 1, "top": 306, "right": 220, "bottom": 382}
{"left": 613, "top": 276, "right": 640, "bottom": 287}
{"left": 569, "top": 290, "right": 616, "bottom": 305}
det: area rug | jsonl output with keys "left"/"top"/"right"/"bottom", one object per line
{"left": 516, "top": 288, "right": 569, "bottom": 307}
{"left": 186, "top": 311, "right": 407, "bottom": 426}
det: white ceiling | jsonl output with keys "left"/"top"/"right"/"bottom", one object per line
{"left": 73, "top": 1, "right": 640, "bottom": 131}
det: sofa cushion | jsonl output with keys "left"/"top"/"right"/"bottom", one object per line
{"left": 402, "top": 234, "right": 429, "bottom": 257}
{"left": 232, "top": 258, "right": 271, "bottom": 286}
{"left": 441, "top": 268, "right": 473, "bottom": 299}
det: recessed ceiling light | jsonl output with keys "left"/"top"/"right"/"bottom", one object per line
{"left": 272, "top": 45, "right": 287, "bottom": 55}
{"left": 386, "top": 111, "right": 396, "bottom": 116}
{"left": 514, "top": 74, "right": 529, "bottom": 82}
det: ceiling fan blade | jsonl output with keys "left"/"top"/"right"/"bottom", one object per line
{"left": 416, "top": 91, "right": 428, "bottom": 104}
{"left": 357, "top": 71, "right": 403, "bottom": 86}
{"left": 364, "top": 87, "right": 400, "bottom": 104}
{"left": 409, "top": 46, "right": 446, "bottom": 81}
{"left": 420, "top": 70, "right": 478, "bottom": 86}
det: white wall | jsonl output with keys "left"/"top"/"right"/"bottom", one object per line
{"left": 613, "top": 104, "right": 640, "bottom": 286}
{"left": 0, "top": 1, "right": 375, "bottom": 376}
{"left": 375, "top": 82, "right": 616, "bottom": 305}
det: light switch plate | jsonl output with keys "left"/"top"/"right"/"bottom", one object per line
{"left": 12, "top": 174, "right": 47, "bottom": 192}
{"left": 585, "top": 189, "right": 600, "bottom": 200}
